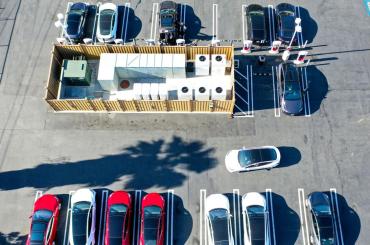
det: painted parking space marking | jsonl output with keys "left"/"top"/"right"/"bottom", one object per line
{"left": 120, "top": 3, "right": 131, "bottom": 43}
{"left": 34, "top": 190, "right": 43, "bottom": 203}
{"left": 294, "top": 6, "right": 304, "bottom": 48}
{"left": 98, "top": 190, "right": 109, "bottom": 245}
{"left": 232, "top": 189, "right": 241, "bottom": 245}
{"left": 166, "top": 190, "right": 174, "bottom": 245}
{"left": 271, "top": 66, "right": 280, "bottom": 117}
{"left": 265, "top": 189, "right": 276, "bottom": 245}
{"left": 330, "top": 189, "right": 344, "bottom": 245}
{"left": 303, "top": 66, "right": 311, "bottom": 116}
{"left": 179, "top": 3, "right": 187, "bottom": 39}
{"left": 132, "top": 190, "right": 142, "bottom": 245}
{"left": 63, "top": 191, "right": 74, "bottom": 245}
{"left": 267, "top": 5, "right": 275, "bottom": 46}
{"left": 234, "top": 65, "right": 254, "bottom": 117}
{"left": 212, "top": 4, "right": 218, "bottom": 41}
{"left": 150, "top": 3, "right": 159, "bottom": 41}
{"left": 200, "top": 189, "right": 207, "bottom": 245}
{"left": 298, "top": 188, "right": 309, "bottom": 245}
{"left": 300, "top": 66, "right": 311, "bottom": 117}
{"left": 242, "top": 5, "right": 247, "bottom": 41}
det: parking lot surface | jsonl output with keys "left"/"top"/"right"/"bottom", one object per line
{"left": 0, "top": 0, "right": 370, "bottom": 244}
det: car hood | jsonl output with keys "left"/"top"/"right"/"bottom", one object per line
{"left": 282, "top": 99, "right": 303, "bottom": 115}
{"left": 206, "top": 194, "right": 230, "bottom": 213}
{"left": 71, "top": 189, "right": 95, "bottom": 205}
{"left": 242, "top": 192, "right": 266, "bottom": 210}
{"left": 225, "top": 150, "right": 241, "bottom": 172}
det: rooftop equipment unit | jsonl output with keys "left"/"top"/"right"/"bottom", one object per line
{"left": 177, "top": 81, "right": 193, "bottom": 100}
{"left": 172, "top": 54, "right": 186, "bottom": 78}
{"left": 211, "top": 54, "right": 227, "bottom": 76}
{"left": 194, "top": 83, "right": 210, "bottom": 100}
{"left": 211, "top": 82, "right": 227, "bottom": 100}
{"left": 61, "top": 60, "right": 92, "bottom": 86}
{"left": 97, "top": 53, "right": 118, "bottom": 91}
{"left": 195, "top": 54, "right": 210, "bottom": 76}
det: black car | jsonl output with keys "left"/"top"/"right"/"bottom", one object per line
{"left": 306, "top": 192, "right": 335, "bottom": 245}
{"left": 246, "top": 4, "right": 267, "bottom": 44}
{"left": 278, "top": 63, "right": 304, "bottom": 115}
{"left": 159, "top": 1, "right": 185, "bottom": 45}
{"left": 276, "top": 3, "right": 296, "bottom": 43}
{"left": 65, "top": 2, "right": 88, "bottom": 42}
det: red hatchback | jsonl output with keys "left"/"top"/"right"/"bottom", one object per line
{"left": 139, "top": 193, "right": 166, "bottom": 245}
{"left": 105, "top": 191, "right": 132, "bottom": 245}
{"left": 26, "top": 194, "right": 61, "bottom": 245}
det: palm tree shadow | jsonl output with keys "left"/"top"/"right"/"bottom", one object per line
{"left": 0, "top": 231, "right": 27, "bottom": 245}
{"left": 0, "top": 136, "right": 217, "bottom": 191}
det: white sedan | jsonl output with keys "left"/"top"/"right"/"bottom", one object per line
{"left": 205, "top": 194, "right": 235, "bottom": 245}
{"left": 242, "top": 192, "right": 270, "bottom": 245}
{"left": 225, "top": 146, "right": 280, "bottom": 173}
{"left": 96, "top": 3, "right": 118, "bottom": 43}
{"left": 69, "top": 188, "right": 96, "bottom": 245}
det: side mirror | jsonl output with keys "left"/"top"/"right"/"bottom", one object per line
{"left": 29, "top": 215, "right": 33, "bottom": 219}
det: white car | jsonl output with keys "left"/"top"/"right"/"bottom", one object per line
{"left": 205, "top": 194, "right": 234, "bottom": 245}
{"left": 225, "top": 146, "right": 281, "bottom": 173}
{"left": 96, "top": 3, "right": 118, "bottom": 43}
{"left": 69, "top": 188, "right": 96, "bottom": 245}
{"left": 242, "top": 192, "right": 270, "bottom": 245}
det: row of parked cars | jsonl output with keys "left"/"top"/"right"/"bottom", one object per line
{"left": 245, "top": 3, "right": 299, "bottom": 45}
{"left": 206, "top": 192, "right": 336, "bottom": 245}
{"left": 63, "top": 1, "right": 185, "bottom": 45}
{"left": 26, "top": 189, "right": 166, "bottom": 245}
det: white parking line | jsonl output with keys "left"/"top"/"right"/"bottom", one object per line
{"left": 63, "top": 191, "right": 75, "bottom": 245}
{"left": 299, "top": 67, "right": 309, "bottom": 116}
{"left": 150, "top": 3, "right": 159, "bottom": 40}
{"left": 200, "top": 189, "right": 207, "bottom": 245}
{"left": 303, "top": 66, "right": 311, "bottom": 116}
{"left": 34, "top": 190, "right": 43, "bottom": 203}
{"left": 132, "top": 190, "right": 142, "bottom": 245}
{"left": 212, "top": 4, "right": 218, "bottom": 40}
{"left": 166, "top": 190, "right": 174, "bottom": 245}
{"left": 330, "top": 189, "right": 344, "bottom": 245}
{"left": 250, "top": 65, "right": 254, "bottom": 116}
{"left": 271, "top": 66, "right": 279, "bottom": 117}
{"left": 180, "top": 3, "right": 187, "bottom": 39}
{"left": 232, "top": 189, "right": 241, "bottom": 245}
{"left": 234, "top": 79, "right": 248, "bottom": 94}
{"left": 98, "top": 190, "right": 109, "bottom": 245}
{"left": 123, "top": 3, "right": 131, "bottom": 43}
{"left": 242, "top": 5, "right": 246, "bottom": 41}
{"left": 266, "top": 189, "right": 276, "bottom": 245}
{"left": 297, "top": 6, "right": 304, "bottom": 47}
{"left": 298, "top": 188, "right": 309, "bottom": 245}
{"left": 275, "top": 66, "right": 281, "bottom": 117}
{"left": 268, "top": 5, "right": 274, "bottom": 46}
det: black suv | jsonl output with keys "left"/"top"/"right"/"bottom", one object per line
{"left": 246, "top": 4, "right": 267, "bottom": 44}
{"left": 159, "top": 1, "right": 185, "bottom": 45}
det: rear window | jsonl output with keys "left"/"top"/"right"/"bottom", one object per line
{"left": 100, "top": 10, "right": 115, "bottom": 35}
{"left": 161, "top": 15, "right": 174, "bottom": 27}
{"left": 143, "top": 206, "right": 161, "bottom": 244}
{"left": 251, "top": 13, "right": 264, "bottom": 30}
{"left": 108, "top": 204, "right": 127, "bottom": 239}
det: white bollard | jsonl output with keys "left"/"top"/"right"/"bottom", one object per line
{"left": 211, "top": 39, "right": 221, "bottom": 46}
{"left": 176, "top": 39, "right": 185, "bottom": 46}
{"left": 294, "top": 51, "right": 308, "bottom": 65}
{"left": 83, "top": 38, "right": 93, "bottom": 44}
{"left": 241, "top": 40, "right": 253, "bottom": 54}
{"left": 282, "top": 50, "right": 290, "bottom": 62}
{"left": 269, "top": 40, "right": 282, "bottom": 54}
{"left": 114, "top": 39, "right": 124, "bottom": 45}
{"left": 56, "top": 37, "right": 67, "bottom": 44}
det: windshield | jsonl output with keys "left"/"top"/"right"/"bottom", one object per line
{"left": 30, "top": 210, "right": 53, "bottom": 242}
{"left": 247, "top": 206, "right": 266, "bottom": 244}
{"left": 67, "top": 12, "right": 83, "bottom": 35}
{"left": 284, "top": 82, "right": 301, "bottom": 100}
{"left": 72, "top": 201, "right": 91, "bottom": 245}
{"left": 281, "top": 14, "right": 295, "bottom": 32}
{"left": 143, "top": 206, "right": 161, "bottom": 245}
{"left": 238, "top": 149, "right": 276, "bottom": 167}
{"left": 250, "top": 13, "right": 265, "bottom": 31}
{"left": 209, "top": 208, "right": 229, "bottom": 244}
{"left": 108, "top": 204, "right": 127, "bottom": 244}
{"left": 161, "top": 14, "right": 174, "bottom": 28}
{"left": 100, "top": 10, "right": 115, "bottom": 35}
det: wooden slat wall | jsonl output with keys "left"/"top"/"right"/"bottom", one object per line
{"left": 192, "top": 101, "right": 211, "bottom": 112}
{"left": 110, "top": 45, "right": 136, "bottom": 53}
{"left": 81, "top": 45, "right": 109, "bottom": 59}
{"left": 47, "top": 100, "right": 73, "bottom": 111}
{"left": 119, "top": 100, "right": 137, "bottom": 111}
{"left": 167, "top": 101, "right": 191, "bottom": 111}
{"left": 88, "top": 99, "right": 107, "bottom": 111}
{"left": 211, "top": 46, "right": 233, "bottom": 61}
{"left": 103, "top": 100, "right": 122, "bottom": 111}
{"left": 186, "top": 46, "right": 210, "bottom": 61}
{"left": 162, "top": 46, "right": 186, "bottom": 54}
{"left": 137, "top": 46, "right": 161, "bottom": 53}
{"left": 68, "top": 100, "right": 93, "bottom": 110}
{"left": 45, "top": 46, "right": 61, "bottom": 100}
{"left": 55, "top": 45, "right": 84, "bottom": 58}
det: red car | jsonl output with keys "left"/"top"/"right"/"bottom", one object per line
{"left": 139, "top": 193, "right": 166, "bottom": 245}
{"left": 105, "top": 191, "right": 132, "bottom": 245}
{"left": 26, "top": 194, "right": 61, "bottom": 245}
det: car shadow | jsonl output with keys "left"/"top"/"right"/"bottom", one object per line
{"left": 172, "top": 195, "right": 192, "bottom": 245}
{"left": 299, "top": 6, "right": 318, "bottom": 45}
{"left": 183, "top": 5, "right": 212, "bottom": 43}
{"left": 276, "top": 146, "right": 301, "bottom": 168}
{"left": 271, "top": 192, "right": 300, "bottom": 244}
{"left": 116, "top": 5, "right": 142, "bottom": 42}
{"left": 305, "top": 65, "right": 329, "bottom": 115}
{"left": 224, "top": 193, "right": 243, "bottom": 244}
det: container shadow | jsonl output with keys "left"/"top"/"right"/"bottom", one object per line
{"left": 276, "top": 146, "right": 301, "bottom": 168}
{"left": 0, "top": 136, "right": 217, "bottom": 191}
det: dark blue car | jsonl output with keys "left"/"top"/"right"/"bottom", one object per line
{"left": 66, "top": 2, "right": 88, "bottom": 42}
{"left": 276, "top": 3, "right": 296, "bottom": 43}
